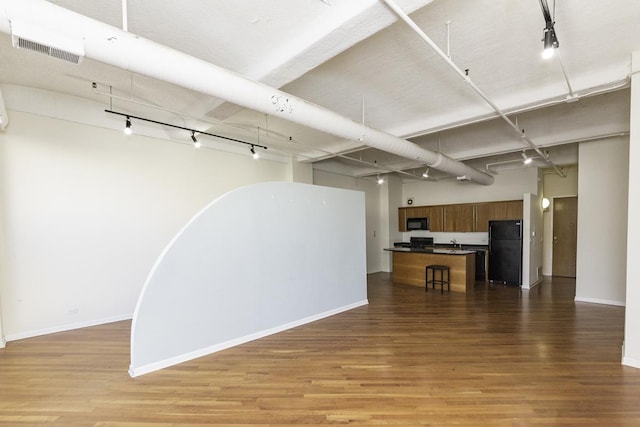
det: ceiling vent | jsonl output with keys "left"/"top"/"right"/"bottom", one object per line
{"left": 10, "top": 20, "right": 84, "bottom": 64}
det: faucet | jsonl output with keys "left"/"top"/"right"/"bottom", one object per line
{"left": 450, "top": 239, "right": 461, "bottom": 249}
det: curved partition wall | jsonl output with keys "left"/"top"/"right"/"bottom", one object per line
{"left": 129, "top": 182, "right": 367, "bottom": 377}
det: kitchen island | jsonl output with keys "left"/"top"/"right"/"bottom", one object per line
{"left": 384, "top": 247, "right": 476, "bottom": 293}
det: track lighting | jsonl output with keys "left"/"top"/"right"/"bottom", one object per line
{"left": 377, "top": 174, "right": 384, "bottom": 185}
{"left": 539, "top": 0, "right": 559, "bottom": 59}
{"left": 250, "top": 146, "right": 259, "bottom": 159}
{"left": 422, "top": 168, "right": 430, "bottom": 178}
{"left": 191, "top": 131, "right": 201, "bottom": 148}
{"left": 542, "top": 27, "right": 558, "bottom": 59}
{"left": 124, "top": 116, "right": 132, "bottom": 135}
{"left": 105, "top": 109, "right": 268, "bottom": 154}
{"left": 522, "top": 151, "right": 533, "bottom": 165}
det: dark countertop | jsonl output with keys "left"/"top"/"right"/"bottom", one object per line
{"left": 384, "top": 247, "right": 476, "bottom": 255}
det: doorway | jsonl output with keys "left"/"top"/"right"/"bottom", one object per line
{"left": 552, "top": 196, "right": 578, "bottom": 277}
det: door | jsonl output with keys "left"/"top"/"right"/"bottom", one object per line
{"left": 552, "top": 196, "right": 578, "bottom": 277}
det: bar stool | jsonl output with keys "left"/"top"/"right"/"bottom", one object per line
{"left": 425, "top": 265, "right": 450, "bottom": 294}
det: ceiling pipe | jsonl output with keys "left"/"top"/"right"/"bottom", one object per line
{"left": 0, "top": 0, "right": 494, "bottom": 185}
{"left": 381, "top": 0, "right": 565, "bottom": 178}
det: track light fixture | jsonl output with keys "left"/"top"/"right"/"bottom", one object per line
{"left": 422, "top": 167, "right": 430, "bottom": 178}
{"left": 539, "top": 0, "right": 559, "bottom": 59}
{"left": 124, "top": 116, "right": 132, "bottom": 135}
{"left": 250, "top": 145, "right": 259, "bottom": 159}
{"left": 106, "top": 109, "right": 267, "bottom": 154}
{"left": 377, "top": 174, "right": 384, "bottom": 185}
{"left": 191, "top": 131, "right": 201, "bottom": 148}
{"left": 522, "top": 151, "right": 533, "bottom": 165}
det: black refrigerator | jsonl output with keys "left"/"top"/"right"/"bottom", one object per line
{"left": 488, "top": 220, "right": 522, "bottom": 286}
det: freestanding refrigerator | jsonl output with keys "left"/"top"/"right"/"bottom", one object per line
{"left": 488, "top": 220, "right": 523, "bottom": 286}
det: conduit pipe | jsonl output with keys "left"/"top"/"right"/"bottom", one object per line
{"left": 382, "top": 0, "right": 565, "bottom": 177}
{"left": 0, "top": 0, "right": 494, "bottom": 185}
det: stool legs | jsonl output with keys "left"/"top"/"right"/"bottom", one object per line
{"left": 425, "top": 266, "right": 428, "bottom": 292}
{"left": 425, "top": 265, "right": 450, "bottom": 294}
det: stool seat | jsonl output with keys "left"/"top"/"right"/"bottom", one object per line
{"left": 425, "top": 264, "right": 450, "bottom": 294}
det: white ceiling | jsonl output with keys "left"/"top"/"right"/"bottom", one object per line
{"left": 0, "top": 0, "right": 638, "bottom": 182}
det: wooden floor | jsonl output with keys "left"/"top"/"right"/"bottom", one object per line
{"left": 1, "top": 274, "right": 640, "bottom": 426}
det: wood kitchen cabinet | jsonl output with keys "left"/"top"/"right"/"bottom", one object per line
{"left": 399, "top": 199, "right": 522, "bottom": 232}
{"left": 443, "top": 203, "right": 475, "bottom": 232}
{"left": 474, "top": 200, "right": 523, "bottom": 232}
{"left": 425, "top": 206, "right": 444, "bottom": 232}
{"left": 399, "top": 206, "right": 443, "bottom": 231}
{"left": 398, "top": 207, "right": 424, "bottom": 231}
{"left": 398, "top": 207, "right": 408, "bottom": 231}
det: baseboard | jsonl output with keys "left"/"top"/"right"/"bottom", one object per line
{"left": 574, "top": 296, "right": 625, "bottom": 307}
{"left": 0, "top": 336, "right": 5, "bottom": 348}
{"left": 4, "top": 313, "right": 133, "bottom": 342}
{"left": 622, "top": 355, "right": 640, "bottom": 369}
{"left": 129, "top": 299, "right": 369, "bottom": 377}
{"left": 521, "top": 277, "right": 542, "bottom": 291}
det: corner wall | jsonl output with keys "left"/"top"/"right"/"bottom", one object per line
{"left": 0, "top": 110, "right": 287, "bottom": 341}
{"left": 623, "top": 51, "right": 640, "bottom": 368}
{"left": 380, "top": 174, "right": 403, "bottom": 272}
{"left": 313, "top": 169, "right": 383, "bottom": 273}
{"left": 575, "top": 136, "right": 629, "bottom": 306}
{"left": 522, "top": 192, "right": 543, "bottom": 289}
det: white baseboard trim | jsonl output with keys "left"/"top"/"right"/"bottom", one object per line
{"left": 4, "top": 313, "right": 133, "bottom": 342}
{"left": 574, "top": 296, "right": 625, "bottom": 307}
{"left": 0, "top": 336, "right": 5, "bottom": 348}
{"left": 129, "top": 299, "right": 369, "bottom": 378}
{"left": 529, "top": 277, "right": 543, "bottom": 288}
{"left": 622, "top": 356, "right": 640, "bottom": 369}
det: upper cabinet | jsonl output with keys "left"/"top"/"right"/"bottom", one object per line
{"left": 426, "top": 206, "right": 444, "bottom": 232}
{"left": 399, "top": 206, "right": 444, "bottom": 232}
{"left": 443, "top": 204, "right": 474, "bottom": 232}
{"left": 474, "top": 200, "right": 523, "bottom": 232}
{"left": 399, "top": 200, "right": 522, "bottom": 232}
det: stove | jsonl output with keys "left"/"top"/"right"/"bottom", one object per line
{"left": 409, "top": 237, "right": 434, "bottom": 249}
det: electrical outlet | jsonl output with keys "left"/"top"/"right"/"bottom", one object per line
{"left": 67, "top": 307, "right": 78, "bottom": 315}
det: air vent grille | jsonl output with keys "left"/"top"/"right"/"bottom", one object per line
{"left": 16, "top": 36, "right": 82, "bottom": 64}
{"left": 10, "top": 20, "right": 84, "bottom": 65}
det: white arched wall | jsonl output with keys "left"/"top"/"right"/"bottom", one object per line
{"left": 129, "top": 181, "right": 368, "bottom": 377}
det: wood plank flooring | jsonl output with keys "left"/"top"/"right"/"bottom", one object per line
{"left": 1, "top": 273, "right": 639, "bottom": 426}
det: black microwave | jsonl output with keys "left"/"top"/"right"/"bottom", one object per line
{"left": 407, "top": 217, "right": 429, "bottom": 231}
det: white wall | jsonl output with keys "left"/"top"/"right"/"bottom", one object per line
{"left": 522, "top": 192, "right": 544, "bottom": 289}
{"left": 380, "top": 174, "right": 403, "bottom": 272}
{"left": 0, "top": 110, "right": 288, "bottom": 341}
{"left": 313, "top": 169, "right": 383, "bottom": 273}
{"left": 623, "top": 51, "right": 640, "bottom": 368}
{"left": 0, "top": 146, "right": 6, "bottom": 346}
{"left": 575, "top": 136, "right": 629, "bottom": 306}
{"left": 130, "top": 182, "right": 367, "bottom": 376}
{"left": 287, "top": 156, "right": 313, "bottom": 184}
{"left": 542, "top": 165, "right": 578, "bottom": 276}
